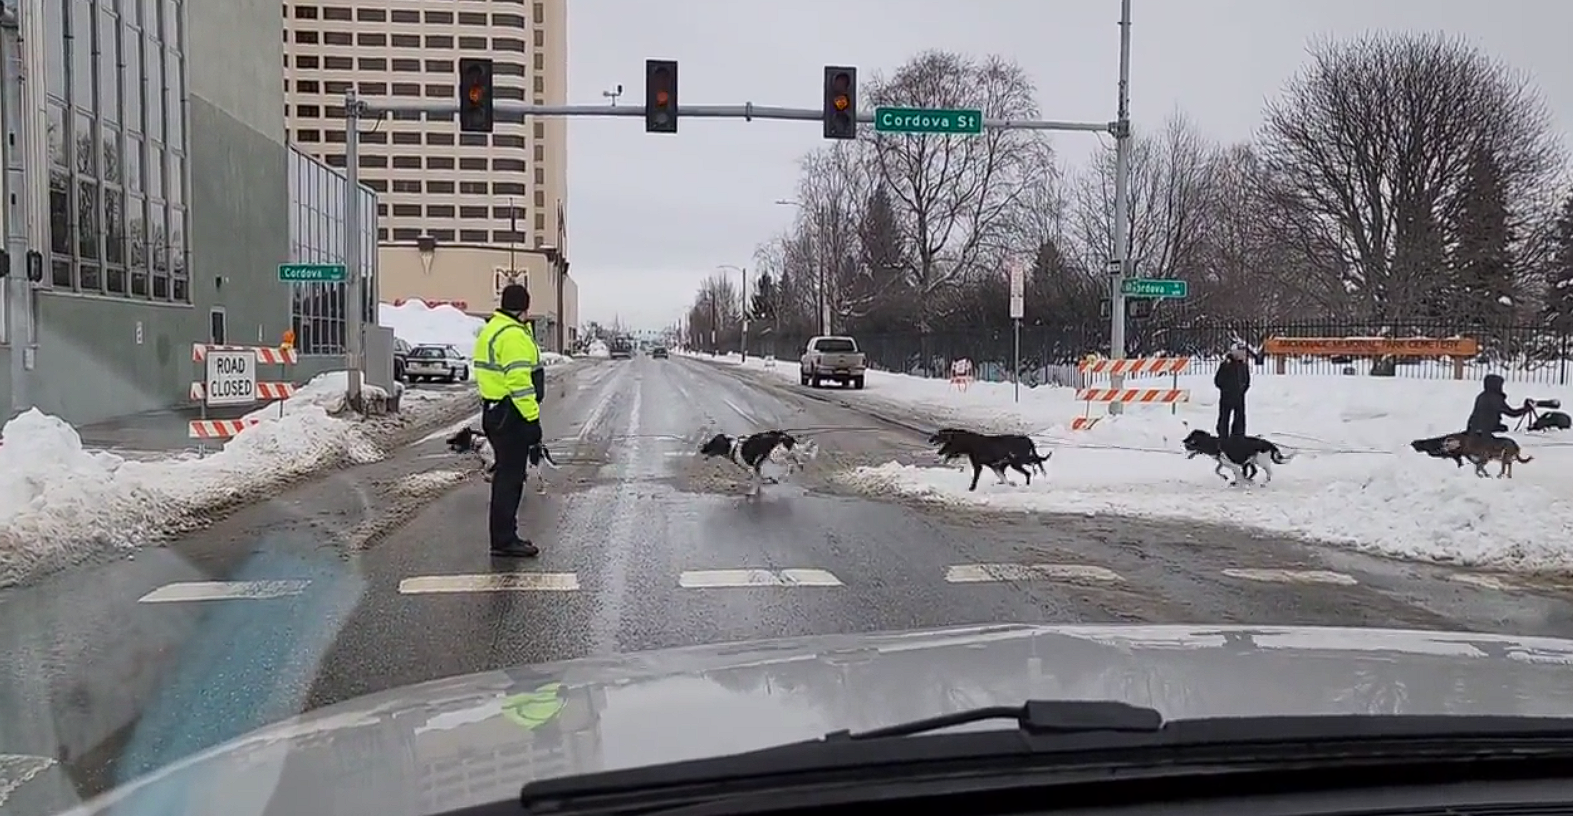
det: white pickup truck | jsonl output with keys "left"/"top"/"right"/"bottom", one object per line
{"left": 800, "top": 335, "right": 866, "bottom": 389}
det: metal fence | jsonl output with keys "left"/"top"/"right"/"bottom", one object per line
{"left": 739, "top": 320, "right": 1573, "bottom": 387}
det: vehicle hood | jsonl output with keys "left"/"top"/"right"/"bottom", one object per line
{"left": 51, "top": 623, "right": 1573, "bottom": 816}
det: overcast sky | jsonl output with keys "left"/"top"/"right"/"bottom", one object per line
{"left": 564, "top": 0, "right": 1573, "bottom": 331}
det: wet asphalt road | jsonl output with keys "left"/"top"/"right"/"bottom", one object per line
{"left": 6, "top": 353, "right": 1573, "bottom": 810}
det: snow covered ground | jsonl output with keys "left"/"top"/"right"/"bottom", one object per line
{"left": 691, "top": 351, "right": 1573, "bottom": 574}
{"left": 381, "top": 299, "right": 572, "bottom": 368}
{"left": 0, "top": 302, "right": 580, "bottom": 589}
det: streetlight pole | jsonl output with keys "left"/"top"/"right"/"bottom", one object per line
{"left": 1107, "top": 0, "right": 1135, "bottom": 415}
{"left": 718, "top": 263, "right": 746, "bottom": 362}
{"left": 773, "top": 198, "right": 831, "bottom": 335}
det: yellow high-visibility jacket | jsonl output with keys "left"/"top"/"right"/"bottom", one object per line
{"left": 472, "top": 312, "right": 542, "bottom": 421}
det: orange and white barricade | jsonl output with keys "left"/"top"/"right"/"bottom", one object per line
{"left": 1070, "top": 355, "right": 1191, "bottom": 429}
{"left": 189, "top": 342, "right": 300, "bottom": 442}
{"left": 950, "top": 358, "right": 974, "bottom": 391}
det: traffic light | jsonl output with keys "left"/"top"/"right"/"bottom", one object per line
{"left": 823, "top": 66, "right": 857, "bottom": 139}
{"left": 458, "top": 57, "right": 494, "bottom": 133}
{"left": 645, "top": 59, "right": 678, "bottom": 133}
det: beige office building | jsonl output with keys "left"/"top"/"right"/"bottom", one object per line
{"left": 281, "top": 0, "right": 578, "bottom": 350}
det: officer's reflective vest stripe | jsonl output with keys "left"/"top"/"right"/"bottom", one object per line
{"left": 473, "top": 314, "right": 540, "bottom": 420}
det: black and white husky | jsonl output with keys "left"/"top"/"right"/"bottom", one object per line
{"left": 446, "top": 426, "right": 559, "bottom": 492}
{"left": 698, "top": 430, "right": 818, "bottom": 496}
{"left": 1181, "top": 429, "right": 1295, "bottom": 486}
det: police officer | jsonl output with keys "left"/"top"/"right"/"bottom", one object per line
{"left": 474, "top": 283, "right": 545, "bottom": 557}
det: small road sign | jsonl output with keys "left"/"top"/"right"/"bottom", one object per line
{"left": 278, "top": 263, "right": 348, "bottom": 283}
{"left": 874, "top": 106, "right": 984, "bottom": 135}
{"left": 204, "top": 349, "right": 258, "bottom": 407}
{"left": 1121, "top": 278, "right": 1188, "bottom": 299}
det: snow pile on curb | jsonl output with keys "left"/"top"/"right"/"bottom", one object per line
{"left": 0, "top": 371, "right": 473, "bottom": 589}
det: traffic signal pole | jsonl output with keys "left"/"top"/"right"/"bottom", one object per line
{"left": 335, "top": 0, "right": 1135, "bottom": 403}
{"left": 344, "top": 87, "right": 365, "bottom": 408}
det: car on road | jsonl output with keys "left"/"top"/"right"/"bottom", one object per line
{"left": 651, "top": 345, "right": 669, "bottom": 359}
{"left": 405, "top": 344, "right": 469, "bottom": 383}
{"left": 609, "top": 338, "right": 634, "bottom": 359}
{"left": 393, "top": 337, "right": 412, "bottom": 382}
{"left": 801, "top": 334, "right": 866, "bottom": 388}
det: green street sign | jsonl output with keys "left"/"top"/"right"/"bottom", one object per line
{"left": 874, "top": 106, "right": 984, "bottom": 136}
{"left": 1121, "top": 278, "right": 1188, "bottom": 299}
{"left": 278, "top": 263, "right": 348, "bottom": 283}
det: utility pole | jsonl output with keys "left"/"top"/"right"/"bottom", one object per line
{"left": 2, "top": 0, "right": 32, "bottom": 414}
{"left": 1107, "top": 0, "right": 1135, "bottom": 415}
{"left": 343, "top": 88, "right": 365, "bottom": 409}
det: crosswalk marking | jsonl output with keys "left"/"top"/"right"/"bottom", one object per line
{"left": 138, "top": 580, "right": 312, "bottom": 603}
{"left": 944, "top": 564, "right": 1124, "bottom": 584}
{"left": 677, "top": 568, "right": 844, "bottom": 588}
{"left": 1221, "top": 568, "right": 1358, "bottom": 586}
{"left": 398, "top": 573, "right": 581, "bottom": 594}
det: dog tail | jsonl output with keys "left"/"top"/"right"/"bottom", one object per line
{"left": 1516, "top": 453, "right": 1534, "bottom": 463}
{"left": 1270, "top": 446, "right": 1297, "bottom": 464}
{"left": 1030, "top": 451, "right": 1052, "bottom": 474}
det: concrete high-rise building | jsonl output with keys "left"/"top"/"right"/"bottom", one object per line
{"left": 281, "top": 0, "right": 578, "bottom": 350}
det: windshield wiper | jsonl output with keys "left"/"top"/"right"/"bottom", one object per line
{"left": 823, "top": 699, "right": 1163, "bottom": 741}
{"left": 519, "top": 710, "right": 1573, "bottom": 816}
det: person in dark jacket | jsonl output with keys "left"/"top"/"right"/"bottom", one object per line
{"left": 1465, "top": 373, "right": 1532, "bottom": 436}
{"left": 1214, "top": 344, "right": 1251, "bottom": 438}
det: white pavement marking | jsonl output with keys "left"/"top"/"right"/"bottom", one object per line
{"left": 720, "top": 396, "right": 757, "bottom": 423}
{"left": 1449, "top": 573, "right": 1518, "bottom": 591}
{"left": 398, "top": 572, "right": 581, "bottom": 594}
{"left": 678, "top": 568, "right": 844, "bottom": 588}
{"left": 138, "top": 580, "right": 312, "bottom": 603}
{"left": 944, "top": 564, "right": 1124, "bottom": 584}
{"left": 1221, "top": 568, "right": 1359, "bottom": 586}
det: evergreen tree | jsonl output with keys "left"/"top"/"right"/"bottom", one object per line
{"left": 749, "top": 272, "right": 777, "bottom": 321}
{"left": 1448, "top": 147, "right": 1516, "bottom": 326}
{"left": 1544, "top": 192, "right": 1573, "bottom": 331}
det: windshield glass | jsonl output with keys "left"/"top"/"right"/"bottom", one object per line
{"left": 9, "top": 5, "right": 1573, "bottom": 816}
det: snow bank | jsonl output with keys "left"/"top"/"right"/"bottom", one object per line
{"left": 380, "top": 299, "right": 482, "bottom": 348}
{"left": 706, "top": 355, "right": 1573, "bottom": 573}
{"left": 586, "top": 340, "right": 610, "bottom": 359}
{"left": 380, "top": 299, "right": 572, "bottom": 368}
{"left": 0, "top": 370, "right": 472, "bottom": 589}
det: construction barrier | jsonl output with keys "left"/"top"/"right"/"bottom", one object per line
{"left": 189, "top": 343, "right": 299, "bottom": 443}
{"left": 1071, "top": 355, "right": 1191, "bottom": 429}
{"left": 1262, "top": 336, "right": 1478, "bottom": 379}
{"left": 950, "top": 358, "right": 974, "bottom": 391}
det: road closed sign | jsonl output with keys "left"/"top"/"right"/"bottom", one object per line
{"left": 204, "top": 349, "right": 257, "bottom": 406}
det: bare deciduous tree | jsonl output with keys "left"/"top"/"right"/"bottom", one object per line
{"left": 1256, "top": 32, "right": 1564, "bottom": 320}
{"left": 865, "top": 51, "right": 1051, "bottom": 330}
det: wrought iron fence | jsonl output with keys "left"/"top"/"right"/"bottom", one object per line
{"left": 738, "top": 320, "right": 1573, "bottom": 387}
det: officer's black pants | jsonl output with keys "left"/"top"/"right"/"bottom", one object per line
{"left": 482, "top": 399, "right": 536, "bottom": 547}
{"left": 1217, "top": 397, "right": 1246, "bottom": 438}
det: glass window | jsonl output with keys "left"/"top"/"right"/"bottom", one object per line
{"left": 167, "top": 154, "right": 182, "bottom": 205}
{"left": 50, "top": 167, "right": 71, "bottom": 256}
{"left": 164, "top": 50, "right": 183, "bottom": 146}
{"left": 163, "top": 0, "right": 182, "bottom": 51}
{"left": 143, "top": 35, "right": 162, "bottom": 140}
{"left": 97, "top": 8, "right": 120, "bottom": 123}
{"left": 146, "top": 204, "right": 165, "bottom": 272}
{"left": 47, "top": 103, "right": 69, "bottom": 168}
{"left": 79, "top": 260, "right": 102, "bottom": 292}
{"left": 101, "top": 126, "right": 121, "bottom": 184}
{"left": 104, "top": 187, "right": 125, "bottom": 267}
{"left": 170, "top": 207, "right": 186, "bottom": 278}
{"left": 77, "top": 179, "right": 99, "bottom": 260}
{"left": 70, "top": 0, "right": 94, "bottom": 105}
{"left": 146, "top": 146, "right": 163, "bottom": 199}
{"left": 125, "top": 136, "right": 142, "bottom": 192}
{"left": 128, "top": 193, "right": 147, "bottom": 269}
{"left": 124, "top": 33, "right": 142, "bottom": 132}
{"left": 46, "top": 0, "right": 68, "bottom": 99}
{"left": 73, "top": 111, "right": 95, "bottom": 175}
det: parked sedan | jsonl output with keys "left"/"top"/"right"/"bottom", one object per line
{"left": 406, "top": 344, "right": 470, "bottom": 383}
